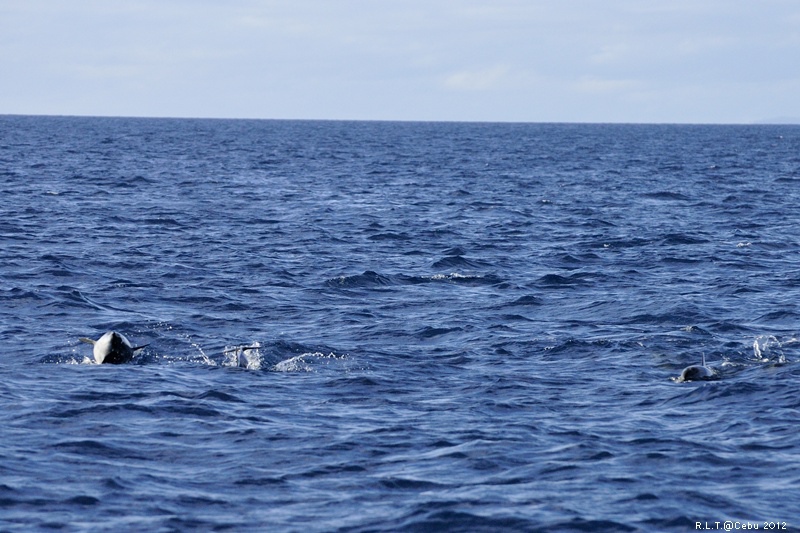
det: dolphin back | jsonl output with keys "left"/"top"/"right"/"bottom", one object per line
{"left": 80, "top": 332, "right": 147, "bottom": 364}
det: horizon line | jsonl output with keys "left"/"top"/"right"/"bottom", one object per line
{"left": 2, "top": 112, "right": 799, "bottom": 126}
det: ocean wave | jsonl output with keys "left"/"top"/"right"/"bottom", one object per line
{"left": 326, "top": 270, "right": 394, "bottom": 288}
{"left": 4, "top": 118, "right": 800, "bottom": 530}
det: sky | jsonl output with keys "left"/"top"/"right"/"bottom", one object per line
{"left": 1, "top": 0, "right": 799, "bottom": 123}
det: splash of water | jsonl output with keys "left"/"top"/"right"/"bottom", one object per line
{"left": 223, "top": 342, "right": 262, "bottom": 370}
{"left": 753, "top": 335, "right": 786, "bottom": 363}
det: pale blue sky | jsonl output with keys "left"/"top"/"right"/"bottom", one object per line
{"left": 1, "top": 0, "right": 799, "bottom": 123}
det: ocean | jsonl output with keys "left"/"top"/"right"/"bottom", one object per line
{"left": 1, "top": 116, "right": 798, "bottom": 532}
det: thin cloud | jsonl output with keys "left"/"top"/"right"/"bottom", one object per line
{"left": 443, "top": 65, "right": 511, "bottom": 91}
{"left": 574, "top": 76, "right": 640, "bottom": 94}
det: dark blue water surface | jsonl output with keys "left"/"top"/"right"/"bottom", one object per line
{"left": 1, "top": 116, "right": 799, "bottom": 532}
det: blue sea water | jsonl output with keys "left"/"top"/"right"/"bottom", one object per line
{"left": 1, "top": 116, "right": 799, "bottom": 532}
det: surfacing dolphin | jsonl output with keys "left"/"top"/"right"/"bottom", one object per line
{"left": 79, "top": 331, "right": 149, "bottom": 364}
{"left": 676, "top": 353, "right": 714, "bottom": 382}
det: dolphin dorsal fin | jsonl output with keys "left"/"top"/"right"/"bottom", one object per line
{"left": 79, "top": 337, "right": 97, "bottom": 345}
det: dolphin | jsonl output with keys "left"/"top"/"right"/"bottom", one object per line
{"left": 79, "top": 331, "right": 148, "bottom": 364}
{"left": 676, "top": 353, "right": 714, "bottom": 382}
